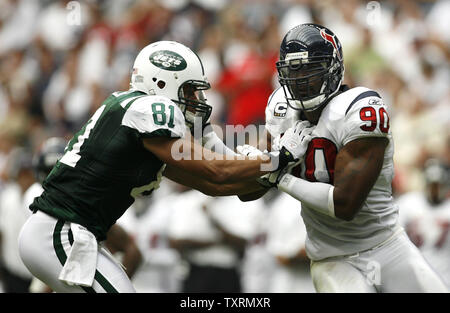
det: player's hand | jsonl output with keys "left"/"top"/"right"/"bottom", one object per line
{"left": 279, "top": 120, "right": 315, "bottom": 163}
{"left": 257, "top": 160, "right": 300, "bottom": 188}
{"left": 236, "top": 144, "right": 264, "bottom": 159}
{"left": 237, "top": 144, "right": 286, "bottom": 187}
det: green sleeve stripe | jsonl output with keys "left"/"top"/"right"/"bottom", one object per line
{"left": 115, "top": 91, "right": 146, "bottom": 105}
{"left": 123, "top": 95, "right": 146, "bottom": 110}
{"left": 52, "top": 220, "right": 119, "bottom": 293}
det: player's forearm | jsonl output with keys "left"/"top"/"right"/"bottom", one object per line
{"left": 278, "top": 174, "right": 336, "bottom": 218}
{"left": 203, "top": 178, "right": 268, "bottom": 196}
{"left": 148, "top": 137, "right": 274, "bottom": 184}
{"left": 278, "top": 173, "right": 368, "bottom": 221}
{"left": 122, "top": 245, "right": 143, "bottom": 279}
{"left": 164, "top": 165, "right": 266, "bottom": 196}
{"left": 196, "top": 129, "right": 274, "bottom": 192}
{"left": 192, "top": 135, "right": 276, "bottom": 183}
{"left": 208, "top": 156, "right": 274, "bottom": 184}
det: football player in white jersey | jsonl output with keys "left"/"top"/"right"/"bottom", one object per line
{"left": 238, "top": 23, "right": 448, "bottom": 292}
{"left": 397, "top": 159, "right": 450, "bottom": 288}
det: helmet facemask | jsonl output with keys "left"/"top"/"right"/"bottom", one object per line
{"left": 277, "top": 52, "right": 343, "bottom": 113}
{"left": 174, "top": 80, "right": 212, "bottom": 128}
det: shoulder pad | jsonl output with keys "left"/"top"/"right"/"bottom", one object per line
{"left": 265, "top": 88, "right": 299, "bottom": 138}
{"left": 122, "top": 95, "right": 186, "bottom": 138}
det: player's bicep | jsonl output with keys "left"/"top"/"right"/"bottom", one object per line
{"left": 163, "top": 164, "right": 218, "bottom": 195}
{"left": 333, "top": 137, "right": 388, "bottom": 220}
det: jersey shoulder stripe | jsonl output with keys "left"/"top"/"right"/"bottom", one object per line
{"left": 345, "top": 90, "right": 381, "bottom": 116}
{"left": 121, "top": 95, "right": 146, "bottom": 110}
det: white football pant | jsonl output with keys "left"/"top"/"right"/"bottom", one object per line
{"left": 310, "top": 229, "right": 449, "bottom": 293}
{"left": 18, "top": 211, "right": 135, "bottom": 293}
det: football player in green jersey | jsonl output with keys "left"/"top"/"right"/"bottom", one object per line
{"left": 18, "top": 41, "right": 312, "bottom": 292}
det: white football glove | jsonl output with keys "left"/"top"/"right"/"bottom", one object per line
{"left": 257, "top": 159, "right": 301, "bottom": 187}
{"left": 236, "top": 144, "right": 264, "bottom": 159}
{"left": 279, "top": 120, "right": 315, "bottom": 162}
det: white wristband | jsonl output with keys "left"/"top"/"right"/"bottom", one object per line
{"left": 278, "top": 174, "right": 336, "bottom": 218}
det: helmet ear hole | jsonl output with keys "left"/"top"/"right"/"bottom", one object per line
{"left": 152, "top": 77, "right": 157, "bottom": 82}
{"left": 157, "top": 80, "right": 166, "bottom": 89}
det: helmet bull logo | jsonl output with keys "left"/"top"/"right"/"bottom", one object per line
{"left": 320, "top": 29, "right": 342, "bottom": 61}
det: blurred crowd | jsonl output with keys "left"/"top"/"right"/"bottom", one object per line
{"left": 0, "top": 0, "right": 449, "bottom": 292}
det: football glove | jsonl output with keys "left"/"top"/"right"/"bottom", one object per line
{"left": 236, "top": 144, "right": 265, "bottom": 158}
{"left": 279, "top": 120, "right": 315, "bottom": 163}
{"left": 257, "top": 160, "right": 301, "bottom": 188}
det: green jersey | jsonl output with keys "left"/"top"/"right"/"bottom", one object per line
{"left": 30, "top": 90, "right": 186, "bottom": 240}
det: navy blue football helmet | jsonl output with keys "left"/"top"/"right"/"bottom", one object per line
{"left": 423, "top": 159, "right": 449, "bottom": 205}
{"left": 277, "top": 23, "right": 344, "bottom": 112}
{"left": 33, "top": 137, "right": 67, "bottom": 184}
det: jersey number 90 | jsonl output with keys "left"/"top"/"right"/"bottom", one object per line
{"left": 359, "top": 106, "right": 389, "bottom": 133}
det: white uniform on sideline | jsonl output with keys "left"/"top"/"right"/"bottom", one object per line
{"left": 168, "top": 190, "right": 260, "bottom": 270}
{"left": 266, "top": 192, "right": 315, "bottom": 293}
{"left": 397, "top": 192, "right": 450, "bottom": 288}
{"left": 265, "top": 86, "right": 448, "bottom": 292}
{"left": 240, "top": 192, "right": 277, "bottom": 293}
{"left": 117, "top": 181, "right": 182, "bottom": 293}
{"left": 23, "top": 182, "right": 49, "bottom": 292}
{"left": 0, "top": 183, "right": 33, "bottom": 282}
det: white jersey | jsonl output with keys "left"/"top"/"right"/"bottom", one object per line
{"left": 266, "top": 86, "right": 399, "bottom": 260}
{"left": 265, "top": 87, "right": 298, "bottom": 139}
{"left": 396, "top": 193, "right": 450, "bottom": 287}
{"left": 117, "top": 194, "right": 182, "bottom": 293}
{"left": 0, "top": 183, "right": 35, "bottom": 279}
{"left": 24, "top": 182, "right": 44, "bottom": 209}
{"left": 265, "top": 192, "right": 315, "bottom": 293}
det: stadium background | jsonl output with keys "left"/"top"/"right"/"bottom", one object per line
{"left": 0, "top": 0, "right": 448, "bottom": 293}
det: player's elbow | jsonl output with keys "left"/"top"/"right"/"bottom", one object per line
{"left": 200, "top": 186, "right": 222, "bottom": 197}
{"left": 238, "top": 194, "right": 255, "bottom": 202}
{"left": 336, "top": 209, "right": 358, "bottom": 221}
{"left": 334, "top": 195, "right": 362, "bottom": 221}
{"left": 238, "top": 189, "right": 268, "bottom": 202}
{"left": 195, "top": 182, "right": 229, "bottom": 197}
